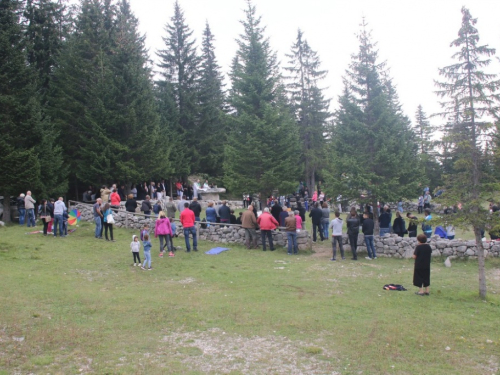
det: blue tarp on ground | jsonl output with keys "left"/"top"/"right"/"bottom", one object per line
{"left": 435, "top": 226, "right": 447, "bottom": 238}
{"left": 205, "top": 247, "right": 230, "bottom": 255}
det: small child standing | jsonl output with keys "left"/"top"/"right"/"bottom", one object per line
{"left": 140, "top": 224, "right": 150, "bottom": 241}
{"left": 141, "top": 234, "right": 152, "bottom": 270}
{"left": 130, "top": 235, "right": 141, "bottom": 266}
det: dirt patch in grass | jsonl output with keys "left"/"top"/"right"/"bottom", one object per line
{"left": 160, "top": 328, "right": 340, "bottom": 374}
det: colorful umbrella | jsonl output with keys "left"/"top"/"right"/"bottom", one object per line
{"left": 68, "top": 209, "right": 81, "bottom": 226}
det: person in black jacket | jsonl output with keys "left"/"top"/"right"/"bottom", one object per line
{"left": 406, "top": 212, "right": 418, "bottom": 237}
{"left": 309, "top": 203, "right": 324, "bottom": 242}
{"left": 271, "top": 199, "right": 282, "bottom": 223}
{"left": 378, "top": 205, "right": 391, "bottom": 236}
{"left": 189, "top": 197, "right": 202, "bottom": 222}
{"left": 218, "top": 201, "right": 231, "bottom": 225}
{"left": 392, "top": 211, "right": 406, "bottom": 237}
{"left": 125, "top": 194, "right": 138, "bottom": 213}
{"left": 346, "top": 207, "right": 360, "bottom": 260}
{"left": 362, "top": 212, "right": 376, "bottom": 260}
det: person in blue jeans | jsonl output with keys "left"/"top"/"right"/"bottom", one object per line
{"left": 321, "top": 202, "right": 330, "bottom": 240}
{"left": 285, "top": 211, "right": 298, "bottom": 254}
{"left": 93, "top": 198, "right": 103, "bottom": 238}
{"left": 24, "top": 191, "right": 37, "bottom": 227}
{"left": 141, "top": 234, "right": 153, "bottom": 270}
{"left": 362, "top": 212, "right": 377, "bottom": 259}
{"left": 53, "top": 197, "right": 67, "bottom": 237}
{"left": 378, "top": 205, "right": 391, "bottom": 236}
{"left": 17, "top": 193, "right": 26, "bottom": 225}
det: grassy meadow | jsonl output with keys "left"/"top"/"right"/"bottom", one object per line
{"left": 0, "top": 221, "right": 499, "bottom": 374}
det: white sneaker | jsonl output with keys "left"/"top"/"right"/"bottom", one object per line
{"left": 365, "top": 257, "right": 372, "bottom": 260}
{"left": 134, "top": 263, "right": 136, "bottom": 266}
{"left": 373, "top": 257, "right": 377, "bottom": 259}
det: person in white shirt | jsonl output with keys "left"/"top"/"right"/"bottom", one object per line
{"left": 329, "top": 211, "right": 344, "bottom": 261}
{"left": 53, "top": 197, "right": 67, "bottom": 237}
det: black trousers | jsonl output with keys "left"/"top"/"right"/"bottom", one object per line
{"left": 133, "top": 252, "right": 141, "bottom": 263}
{"left": 104, "top": 222, "right": 113, "bottom": 240}
{"left": 348, "top": 233, "right": 358, "bottom": 259}
{"left": 261, "top": 230, "right": 275, "bottom": 250}
{"left": 312, "top": 223, "right": 324, "bottom": 242}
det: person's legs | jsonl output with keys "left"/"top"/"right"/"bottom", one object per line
{"left": 349, "top": 233, "right": 358, "bottom": 259}
{"left": 159, "top": 235, "right": 165, "bottom": 252}
{"left": 332, "top": 237, "right": 337, "bottom": 260}
{"left": 261, "top": 230, "right": 267, "bottom": 250}
{"left": 291, "top": 232, "right": 298, "bottom": 253}
{"left": 267, "top": 230, "right": 275, "bottom": 250}
{"left": 379, "top": 228, "right": 390, "bottom": 237}
{"left": 322, "top": 219, "right": 329, "bottom": 239}
{"left": 109, "top": 224, "right": 113, "bottom": 240}
{"left": 183, "top": 227, "right": 191, "bottom": 251}
{"left": 104, "top": 222, "right": 109, "bottom": 240}
{"left": 312, "top": 223, "right": 318, "bottom": 242}
{"left": 244, "top": 229, "right": 251, "bottom": 248}
{"left": 43, "top": 220, "right": 49, "bottom": 235}
{"left": 58, "top": 215, "right": 64, "bottom": 236}
{"left": 337, "top": 236, "right": 345, "bottom": 259}
{"left": 190, "top": 227, "right": 197, "bottom": 250}
{"left": 27, "top": 209, "right": 35, "bottom": 227}
{"left": 100, "top": 216, "right": 104, "bottom": 237}
{"left": 286, "top": 232, "right": 293, "bottom": 254}
{"left": 94, "top": 217, "right": 101, "bottom": 238}
{"left": 18, "top": 208, "right": 25, "bottom": 225}
{"left": 165, "top": 234, "right": 173, "bottom": 252}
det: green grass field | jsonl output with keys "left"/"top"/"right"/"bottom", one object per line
{"left": 1, "top": 222, "right": 499, "bottom": 374}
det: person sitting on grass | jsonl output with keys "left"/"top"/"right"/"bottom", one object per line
{"left": 141, "top": 234, "right": 153, "bottom": 271}
{"left": 413, "top": 233, "right": 432, "bottom": 296}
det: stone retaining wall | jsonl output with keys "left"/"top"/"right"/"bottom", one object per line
{"left": 71, "top": 202, "right": 498, "bottom": 258}
{"left": 71, "top": 202, "right": 312, "bottom": 250}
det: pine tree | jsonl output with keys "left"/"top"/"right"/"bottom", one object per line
{"left": 414, "top": 105, "right": 434, "bottom": 154}
{"left": 197, "top": 22, "right": 227, "bottom": 177}
{"left": 434, "top": 7, "right": 500, "bottom": 299}
{"left": 156, "top": 1, "right": 199, "bottom": 174}
{"left": 50, "top": 0, "right": 161, "bottom": 194}
{"left": 326, "top": 20, "right": 419, "bottom": 224}
{"left": 224, "top": 1, "right": 300, "bottom": 207}
{"left": 285, "top": 29, "right": 330, "bottom": 191}
{"left": 0, "top": 0, "right": 43, "bottom": 221}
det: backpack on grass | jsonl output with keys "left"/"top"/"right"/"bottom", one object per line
{"left": 383, "top": 284, "right": 407, "bottom": 291}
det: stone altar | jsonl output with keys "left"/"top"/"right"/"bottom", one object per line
{"left": 198, "top": 187, "right": 226, "bottom": 201}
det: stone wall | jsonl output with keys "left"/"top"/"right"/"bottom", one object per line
{"left": 70, "top": 202, "right": 312, "bottom": 250}
{"left": 344, "top": 233, "right": 500, "bottom": 259}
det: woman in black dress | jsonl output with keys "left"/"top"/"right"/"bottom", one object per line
{"left": 413, "top": 233, "right": 432, "bottom": 296}
{"left": 346, "top": 207, "right": 360, "bottom": 260}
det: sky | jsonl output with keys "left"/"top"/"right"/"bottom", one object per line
{"left": 120, "top": 0, "right": 500, "bottom": 126}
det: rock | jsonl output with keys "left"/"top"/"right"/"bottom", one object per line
{"left": 431, "top": 250, "right": 441, "bottom": 257}
{"left": 443, "top": 248, "right": 453, "bottom": 256}
{"left": 465, "top": 249, "right": 475, "bottom": 256}
{"left": 436, "top": 241, "right": 447, "bottom": 249}
{"left": 444, "top": 257, "right": 451, "bottom": 267}
{"left": 456, "top": 246, "right": 467, "bottom": 253}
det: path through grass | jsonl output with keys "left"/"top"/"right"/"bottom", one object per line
{"left": 0, "top": 223, "right": 499, "bottom": 374}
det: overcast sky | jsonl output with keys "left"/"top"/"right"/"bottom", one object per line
{"left": 123, "top": 0, "right": 500, "bottom": 126}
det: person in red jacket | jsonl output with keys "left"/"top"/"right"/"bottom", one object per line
{"left": 110, "top": 189, "right": 121, "bottom": 208}
{"left": 257, "top": 207, "right": 279, "bottom": 251}
{"left": 180, "top": 202, "right": 197, "bottom": 252}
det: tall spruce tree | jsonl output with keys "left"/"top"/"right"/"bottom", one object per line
{"left": 50, "top": 0, "right": 161, "bottom": 194}
{"left": 285, "top": 29, "right": 330, "bottom": 191}
{"left": 0, "top": 0, "right": 55, "bottom": 221}
{"left": 197, "top": 22, "right": 227, "bottom": 177}
{"left": 434, "top": 7, "right": 500, "bottom": 299}
{"left": 326, "top": 20, "right": 419, "bottom": 224}
{"left": 224, "top": 1, "right": 300, "bottom": 207}
{"left": 156, "top": 1, "right": 199, "bottom": 174}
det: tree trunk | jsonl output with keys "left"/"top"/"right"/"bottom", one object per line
{"left": 474, "top": 226, "right": 487, "bottom": 299}
{"left": 2, "top": 191, "right": 11, "bottom": 223}
{"left": 372, "top": 197, "right": 379, "bottom": 233}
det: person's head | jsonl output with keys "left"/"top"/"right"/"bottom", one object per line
{"left": 384, "top": 205, "right": 389, "bottom": 211}
{"left": 363, "top": 212, "right": 369, "bottom": 219}
{"left": 335, "top": 211, "right": 340, "bottom": 218}
{"left": 424, "top": 208, "right": 431, "bottom": 216}
{"left": 41, "top": 199, "right": 47, "bottom": 205}
{"left": 144, "top": 234, "right": 149, "bottom": 241}
{"left": 159, "top": 211, "right": 166, "bottom": 218}
{"left": 288, "top": 211, "right": 294, "bottom": 217}
{"left": 417, "top": 233, "right": 427, "bottom": 244}
{"left": 248, "top": 205, "right": 254, "bottom": 211}
{"left": 50, "top": 198, "right": 55, "bottom": 203}
{"left": 406, "top": 212, "right": 412, "bottom": 218}
{"left": 350, "top": 206, "right": 357, "bottom": 216}
{"left": 193, "top": 197, "right": 198, "bottom": 202}
{"left": 314, "top": 202, "right": 319, "bottom": 208}
{"left": 133, "top": 235, "right": 138, "bottom": 242}
{"left": 396, "top": 211, "right": 401, "bottom": 217}
{"left": 58, "top": 197, "right": 63, "bottom": 201}
{"left": 128, "top": 194, "right": 133, "bottom": 199}
{"left": 27, "top": 190, "right": 32, "bottom": 196}
{"left": 230, "top": 209, "right": 234, "bottom": 214}
{"left": 103, "top": 203, "right": 110, "bottom": 211}
{"left": 264, "top": 207, "right": 269, "bottom": 213}
{"left": 208, "top": 202, "right": 214, "bottom": 207}
{"left": 322, "top": 202, "right": 328, "bottom": 208}
{"left": 20, "top": 193, "right": 25, "bottom": 198}
{"left": 294, "top": 210, "right": 299, "bottom": 215}
{"left": 145, "top": 195, "right": 150, "bottom": 200}
{"left": 222, "top": 200, "right": 226, "bottom": 205}
{"left": 184, "top": 202, "right": 189, "bottom": 208}
{"left": 143, "top": 223, "right": 149, "bottom": 229}
{"left": 239, "top": 212, "right": 243, "bottom": 216}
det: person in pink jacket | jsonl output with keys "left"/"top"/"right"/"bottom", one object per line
{"left": 294, "top": 210, "right": 303, "bottom": 230}
{"left": 110, "top": 190, "right": 121, "bottom": 208}
{"left": 257, "top": 207, "right": 279, "bottom": 251}
{"left": 155, "top": 211, "right": 173, "bottom": 257}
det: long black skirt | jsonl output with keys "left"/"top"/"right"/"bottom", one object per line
{"left": 413, "top": 267, "right": 430, "bottom": 287}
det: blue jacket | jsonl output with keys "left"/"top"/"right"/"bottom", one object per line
{"left": 143, "top": 240, "right": 152, "bottom": 252}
